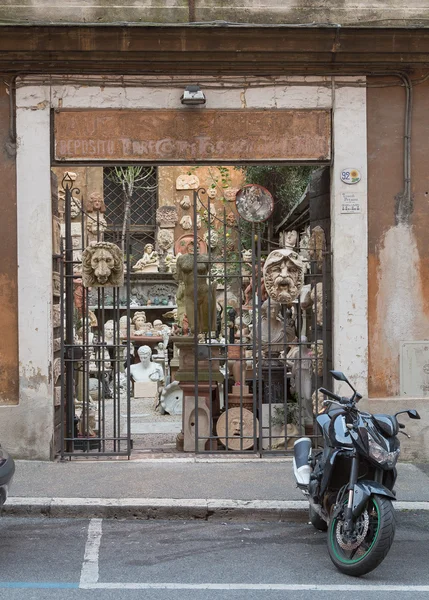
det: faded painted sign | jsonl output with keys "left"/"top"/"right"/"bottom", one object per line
{"left": 340, "top": 191, "right": 362, "bottom": 214}
{"left": 54, "top": 109, "right": 331, "bottom": 162}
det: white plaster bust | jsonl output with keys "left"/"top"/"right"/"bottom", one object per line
{"left": 132, "top": 311, "right": 147, "bottom": 332}
{"left": 280, "top": 229, "right": 298, "bottom": 249}
{"left": 128, "top": 345, "right": 164, "bottom": 383}
{"left": 104, "top": 319, "right": 114, "bottom": 344}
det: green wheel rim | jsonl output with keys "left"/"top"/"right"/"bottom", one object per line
{"left": 330, "top": 497, "right": 380, "bottom": 564}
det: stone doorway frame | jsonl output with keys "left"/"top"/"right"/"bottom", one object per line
{"left": 9, "top": 76, "right": 368, "bottom": 459}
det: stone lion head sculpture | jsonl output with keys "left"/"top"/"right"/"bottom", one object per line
{"left": 81, "top": 242, "right": 124, "bottom": 287}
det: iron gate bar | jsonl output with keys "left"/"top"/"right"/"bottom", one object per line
{"left": 60, "top": 170, "right": 133, "bottom": 458}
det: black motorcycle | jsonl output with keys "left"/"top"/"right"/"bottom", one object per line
{"left": 293, "top": 370, "right": 420, "bottom": 576}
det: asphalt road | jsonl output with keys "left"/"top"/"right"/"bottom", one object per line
{"left": 0, "top": 512, "right": 428, "bottom": 600}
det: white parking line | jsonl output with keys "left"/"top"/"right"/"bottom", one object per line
{"left": 80, "top": 582, "right": 429, "bottom": 591}
{"left": 79, "top": 518, "right": 102, "bottom": 586}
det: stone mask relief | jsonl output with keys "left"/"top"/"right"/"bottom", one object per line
{"left": 263, "top": 248, "right": 304, "bottom": 305}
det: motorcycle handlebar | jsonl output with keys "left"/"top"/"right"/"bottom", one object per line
{"left": 319, "top": 387, "right": 344, "bottom": 403}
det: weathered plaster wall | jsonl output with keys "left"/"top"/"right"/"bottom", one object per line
{"left": 368, "top": 77, "right": 429, "bottom": 399}
{"left": 0, "top": 84, "right": 54, "bottom": 459}
{"left": 331, "top": 81, "right": 368, "bottom": 398}
{"left": 0, "top": 0, "right": 428, "bottom": 26}
{"left": 0, "top": 80, "right": 18, "bottom": 405}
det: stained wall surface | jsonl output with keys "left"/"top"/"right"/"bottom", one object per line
{"left": 0, "top": 79, "right": 18, "bottom": 405}
{"left": 1, "top": 0, "right": 428, "bottom": 26}
{"left": 367, "top": 77, "right": 429, "bottom": 398}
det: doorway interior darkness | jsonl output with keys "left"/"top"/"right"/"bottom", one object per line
{"left": 54, "top": 163, "right": 331, "bottom": 458}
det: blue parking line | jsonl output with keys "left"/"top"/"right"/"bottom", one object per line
{"left": 0, "top": 582, "right": 79, "bottom": 589}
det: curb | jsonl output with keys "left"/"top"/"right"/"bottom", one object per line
{"left": 4, "top": 498, "right": 429, "bottom": 521}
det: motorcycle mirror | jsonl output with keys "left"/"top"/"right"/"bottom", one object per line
{"left": 395, "top": 409, "right": 421, "bottom": 420}
{"left": 330, "top": 370, "right": 348, "bottom": 382}
{"left": 407, "top": 409, "right": 421, "bottom": 420}
{"left": 330, "top": 370, "right": 356, "bottom": 393}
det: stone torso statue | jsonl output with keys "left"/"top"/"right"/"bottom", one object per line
{"left": 258, "top": 300, "right": 289, "bottom": 354}
{"left": 175, "top": 253, "right": 217, "bottom": 334}
{"left": 128, "top": 345, "right": 164, "bottom": 382}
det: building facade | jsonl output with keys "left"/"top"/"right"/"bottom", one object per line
{"left": 0, "top": 3, "right": 429, "bottom": 459}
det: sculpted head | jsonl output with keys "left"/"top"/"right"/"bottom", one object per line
{"left": 144, "top": 243, "right": 154, "bottom": 255}
{"left": 81, "top": 242, "right": 124, "bottom": 287}
{"left": 263, "top": 248, "right": 304, "bottom": 305}
{"left": 88, "top": 192, "right": 106, "bottom": 213}
{"left": 132, "top": 311, "right": 147, "bottom": 330}
{"left": 104, "top": 320, "right": 114, "bottom": 341}
{"left": 138, "top": 345, "right": 152, "bottom": 365}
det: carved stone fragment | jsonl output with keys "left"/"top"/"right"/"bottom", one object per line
{"left": 156, "top": 205, "right": 178, "bottom": 228}
{"left": 263, "top": 248, "right": 304, "bottom": 305}
{"left": 81, "top": 242, "right": 124, "bottom": 287}
{"left": 157, "top": 229, "right": 174, "bottom": 252}
{"left": 176, "top": 174, "right": 200, "bottom": 190}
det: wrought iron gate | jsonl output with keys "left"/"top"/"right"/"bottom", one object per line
{"left": 59, "top": 173, "right": 132, "bottom": 458}
{"left": 185, "top": 186, "right": 331, "bottom": 454}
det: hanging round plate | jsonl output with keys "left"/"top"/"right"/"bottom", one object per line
{"left": 174, "top": 234, "right": 208, "bottom": 256}
{"left": 235, "top": 184, "right": 274, "bottom": 223}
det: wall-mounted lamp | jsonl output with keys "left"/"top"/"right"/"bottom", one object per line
{"left": 180, "top": 85, "right": 206, "bottom": 106}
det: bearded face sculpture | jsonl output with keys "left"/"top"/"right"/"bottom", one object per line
{"left": 82, "top": 242, "right": 124, "bottom": 287}
{"left": 263, "top": 248, "right": 304, "bottom": 305}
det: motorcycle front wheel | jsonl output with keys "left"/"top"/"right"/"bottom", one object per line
{"left": 327, "top": 494, "right": 395, "bottom": 576}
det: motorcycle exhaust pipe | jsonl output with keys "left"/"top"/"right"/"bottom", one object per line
{"left": 293, "top": 437, "right": 312, "bottom": 488}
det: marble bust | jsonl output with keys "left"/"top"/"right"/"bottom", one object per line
{"left": 128, "top": 345, "right": 164, "bottom": 383}
{"left": 132, "top": 311, "right": 147, "bottom": 332}
{"left": 280, "top": 229, "right": 298, "bottom": 249}
{"left": 104, "top": 319, "right": 114, "bottom": 344}
{"left": 263, "top": 248, "right": 304, "bottom": 305}
{"left": 133, "top": 243, "right": 159, "bottom": 273}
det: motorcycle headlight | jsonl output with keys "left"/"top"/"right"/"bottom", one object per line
{"left": 368, "top": 434, "right": 400, "bottom": 468}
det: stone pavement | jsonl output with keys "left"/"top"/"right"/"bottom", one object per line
{"left": 4, "top": 458, "right": 429, "bottom": 520}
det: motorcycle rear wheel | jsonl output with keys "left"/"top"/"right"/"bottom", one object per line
{"left": 327, "top": 494, "right": 395, "bottom": 576}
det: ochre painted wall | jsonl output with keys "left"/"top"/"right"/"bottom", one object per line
{"left": 368, "top": 76, "right": 429, "bottom": 397}
{"left": 0, "top": 79, "right": 18, "bottom": 404}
